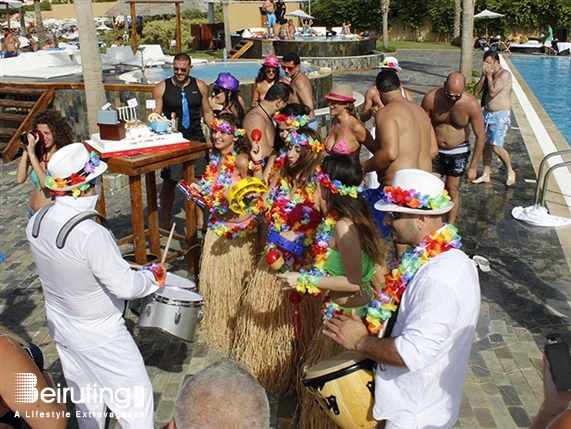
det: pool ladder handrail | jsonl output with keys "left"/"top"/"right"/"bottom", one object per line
{"left": 534, "top": 149, "right": 571, "bottom": 207}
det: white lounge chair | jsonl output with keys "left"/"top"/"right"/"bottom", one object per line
{"left": 106, "top": 46, "right": 165, "bottom": 67}
{"left": 1, "top": 51, "right": 82, "bottom": 78}
{"left": 139, "top": 44, "right": 174, "bottom": 64}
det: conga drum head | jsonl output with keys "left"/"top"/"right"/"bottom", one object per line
{"left": 302, "top": 351, "right": 377, "bottom": 429}
{"left": 164, "top": 273, "right": 196, "bottom": 290}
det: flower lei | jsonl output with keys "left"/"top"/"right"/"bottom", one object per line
{"left": 197, "top": 150, "right": 238, "bottom": 215}
{"left": 295, "top": 212, "right": 337, "bottom": 295}
{"left": 286, "top": 131, "right": 324, "bottom": 153}
{"left": 209, "top": 215, "right": 258, "bottom": 239}
{"left": 273, "top": 113, "right": 309, "bottom": 128}
{"left": 46, "top": 151, "right": 101, "bottom": 198}
{"left": 383, "top": 185, "right": 452, "bottom": 211}
{"left": 383, "top": 224, "right": 462, "bottom": 306}
{"left": 315, "top": 165, "right": 364, "bottom": 198}
{"left": 265, "top": 176, "right": 319, "bottom": 270}
{"left": 210, "top": 118, "right": 245, "bottom": 137}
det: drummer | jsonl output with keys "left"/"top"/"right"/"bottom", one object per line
{"left": 277, "top": 154, "right": 388, "bottom": 429}
{"left": 323, "top": 169, "right": 480, "bottom": 428}
{"left": 26, "top": 143, "right": 166, "bottom": 429}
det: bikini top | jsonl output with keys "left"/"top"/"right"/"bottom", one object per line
{"left": 30, "top": 170, "right": 42, "bottom": 191}
{"left": 324, "top": 118, "right": 360, "bottom": 157}
{"left": 324, "top": 248, "right": 375, "bottom": 283}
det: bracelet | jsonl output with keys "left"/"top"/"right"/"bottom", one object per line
{"left": 296, "top": 272, "right": 321, "bottom": 295}
{"left": 138, "top": 262, "right": 166, "bottom": 286}
{"left": 248, "top": 159, "right": 265, "bottom": 172}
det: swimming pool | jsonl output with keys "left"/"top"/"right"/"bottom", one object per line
{"left": 510, "top": 55, "right": 571, "bottom": 146}
{"left": 119, "top": 61, "right": 318, "bottom": 84}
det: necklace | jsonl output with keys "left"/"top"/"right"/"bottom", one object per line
{"left": 383, "top": 224, "right": 462, "bottom": 303}
{"left": 258, "top": 104, "right": 273, "bottom": 124}
{"left": 197, "top": 149, "right": 238, "bottom": 215}
{"left": 172, "top": 76, "right": 190, "bottom": 92}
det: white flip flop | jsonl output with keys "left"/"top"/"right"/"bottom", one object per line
{"left": 472, "top": 255, "right": 491, "bottom": 273}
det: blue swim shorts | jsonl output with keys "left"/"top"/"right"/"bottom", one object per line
{"left": 483, "top": 109, "right": 511, "bottom": 147}
{"left": 362, "top": 186, "right": 390, "bottom": 237}
{"left": 266, "top": 13, "right": 276, "bottom": 28}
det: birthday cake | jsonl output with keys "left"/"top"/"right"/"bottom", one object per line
{"left": 87, "top": 114, "right": 191, "bottom": 158}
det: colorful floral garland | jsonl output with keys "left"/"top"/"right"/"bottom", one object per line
{"left": 196, "top": 150, "right": 237, "bottom": 215}
{"left": 315, "top": 165, "right": 364, "bottom": 198}
{"left": 286, "top": 131, "right": 324, "bottom": 153}
{"left": 46, "top": 151, "right": 101, "bottom": 198}
{"left": 209, "top": 215, "right": 258, "bottom": 239}
{"left": 210, "top": 118, "right": 245, "bottom": 137}
{"left": 273, "top": 113, "right": 310, "bottom": 128}
{"left": 383, "top": 185, "right": 452, "bottom": 211}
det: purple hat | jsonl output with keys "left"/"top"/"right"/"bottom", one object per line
{"left": 263, "top": 55, "right": 280, "bottom": 68}
{"left": 213, "top": 72, "right": 240, "bottom": 93}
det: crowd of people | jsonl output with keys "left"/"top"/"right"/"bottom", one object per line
{"left": 5, "top": 48, "right": 565, "bottom": 429}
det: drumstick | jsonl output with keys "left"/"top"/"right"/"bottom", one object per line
{"left": 161, "top": 223, "right": 176, "bottom": 264}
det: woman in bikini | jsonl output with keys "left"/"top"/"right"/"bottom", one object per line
{"left": 323, "top": 84, "right": 374, "bottom": 160}
{"left": 277, "top": 154, "right": 388, "bottom": 429}
{"left": 15, "top": 110, "right": 74, "bottom": 217}
{"left": 252, "top": 55, "right": 283, "bottom": 106}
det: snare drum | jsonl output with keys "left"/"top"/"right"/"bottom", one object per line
{"left": 302, "top": 351, "right": 377, "bottom": 429}
{"left": 129, "top": 273, "right": 196, "bottom": 315}
{"left": 138, "top": 287, "right": 204, "bottom": 342}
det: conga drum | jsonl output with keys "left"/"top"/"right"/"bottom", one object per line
{"left": 302, "top": 350, "right": 377, "bottom": 429}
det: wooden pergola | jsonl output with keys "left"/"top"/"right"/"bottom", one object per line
{"left": 126, "top": 0, "right": 182, "bottom": 54}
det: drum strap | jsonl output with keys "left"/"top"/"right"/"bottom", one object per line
{"left": 31, "top": 203, "right": 110, "bottom": 249}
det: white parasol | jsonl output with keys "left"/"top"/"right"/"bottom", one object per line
{"left": 474, "top": 9, "right": 504, "bottom": 37}
{"left": 285, "top": 9, "right": 314, "bottom": 20}
{"left": 96, "top": 24, "right": 113, "bottom": 31}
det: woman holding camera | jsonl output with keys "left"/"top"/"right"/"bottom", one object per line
{"left": 15, "top": 110, "right": 74, "bottom": 217}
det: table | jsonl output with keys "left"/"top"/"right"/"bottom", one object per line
{"left": 96, "top": 142, "right": 207, "bottom": 273}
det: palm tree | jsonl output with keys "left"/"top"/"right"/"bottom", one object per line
{"left": 453, "top": 0, "right": 461, "bottom": 43}
{"left": 33, "top": 0, "right": 47, "bottom": 48}
{"left": 459, "top": 0, "right": 474, "bottom": 81}
{"left": 75, "top": 0, "right": 106, "bottom": 136}
{"left": 380, "top": 0, "right": 390, "bottom": 49}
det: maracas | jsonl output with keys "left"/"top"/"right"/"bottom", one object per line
{"left": 266, "top": 250, "right": 286, "bottom": 273}
{"left": 251, "top": 128, "right": 262, "bottom": 143}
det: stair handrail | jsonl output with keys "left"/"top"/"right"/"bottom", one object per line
{"left": 534, "top": 149, "right": 571, "bottom": 206}
{"left": 2, "top": 88, "right": 55, "bottom": 163}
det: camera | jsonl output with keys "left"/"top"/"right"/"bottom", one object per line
{"left": 545, "top": 333, "right": 571, "bottom": 391}
{"left": 20, "top": 130, "right": 46, "bottom": 159}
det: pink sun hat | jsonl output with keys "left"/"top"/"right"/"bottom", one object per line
{"left": 263, "top": 55, "right": 280, "bottom": 68}
{"left": 324, "top": 84, "right": 356, "bottom": 103}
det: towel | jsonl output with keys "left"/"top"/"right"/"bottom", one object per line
{"left": 511, "top": 205, "right": 571, "bottom": 228}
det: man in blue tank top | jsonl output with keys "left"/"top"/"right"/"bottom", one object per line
{"left": 152, "top": 53, "right": 214, "bottom": 231}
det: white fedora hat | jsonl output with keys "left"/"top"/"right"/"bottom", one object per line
{"left": 46, "top": 143, "right": 107, "bottom": 192}
{"left": 374, "top": 169, "right": 453, "bottom": 215}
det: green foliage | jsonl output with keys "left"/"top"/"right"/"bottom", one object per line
{"left": 381, "top": 45, "right": 398, "bottom": 52}
{"left": 139, "top": 18, "right": 195, "bottom": 52}
{"left": 311, "top": 0, "right": 381, "bottom": 32}
{"left": 24, "top": 1, "right": 51, "bottom": 11}
{"left": 472, "top": 69, "right": 481, "bottom": 77}
{"left": 182, "top": 8, "right": 208, "bottom": 20}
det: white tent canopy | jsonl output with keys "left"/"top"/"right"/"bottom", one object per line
{"left": 285, "top": 9, "right": 314, "bottom": 20}
{"left": 474, "top": 9, "right": 504, "bottom": 19}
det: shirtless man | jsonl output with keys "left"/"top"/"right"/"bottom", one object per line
{"left": 473, "top": 50, "right": 516, "bottom": 186}
{"left": 261, "top": 0, "right": 276, "bottom": 36}
{"left": 2, "top": 27, "right": 20, "bottom": 58}
{"left": 421, "top": 72, "right": 486, "bottom": 224}
{"left": 281, "top": 52, "right": 316, "bottom": 128}
{"left": 243, "top": 81, "right": 292, "bottom": 159}
{"left": 362, "top": 69, "right": 438, "bottom": 186}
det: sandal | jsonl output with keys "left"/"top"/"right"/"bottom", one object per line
{"left": 472, "top": 255, "right": 491, "bottom": 273}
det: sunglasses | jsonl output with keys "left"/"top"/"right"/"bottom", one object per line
{"left": 282, "top": 65, "right": 297, "bottom": 72}
{"left": 173, "top": 66, "right": 190, "bottom": 72}
{"left": 212, "top": 87, "right": 223, "bottom": 95}
{"left": 445, "top": 91, "right": 462, "bottom": 100}
{"left": 265, "top": 68, "right": 277, "bottom": 74}
{"left": 387, "top": 211, "right": 401, "bottom": 220}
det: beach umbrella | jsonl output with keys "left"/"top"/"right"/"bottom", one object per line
{"left": 96, "top": 24, "right": 112, "bottom": 31}
{"left": 285, "top": 9, "right": 314, "bottom": 20}
{"left": 0, "top": 0, "right": 24, "bottom": 31}
{"left": 474, "top": 9, "right": 504, "bottom": 36}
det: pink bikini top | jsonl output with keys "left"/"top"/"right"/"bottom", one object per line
{"left": 324, "top": 118, "right": 360, "bottom": 157}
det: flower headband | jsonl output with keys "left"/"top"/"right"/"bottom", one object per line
{"left": 46, "top": 151, "right": 101, "bottom": 198}
{"left": 315, "top": 165, "right": 364, "bottom": 198}
{"left": 210, "top": 118, "right": 245, "bottom": 137}
{"left": 285, "top": 131, "right": 324, "bottom": 153}
{"left": 382, "top": 185, "right": 452, "bottom": 210}
{"left": 273, "top": 113, "right": 309, "bottom": 128}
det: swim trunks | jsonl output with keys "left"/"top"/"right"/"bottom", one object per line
{"left": 432, "top": 141, "right": 471, "bottom": 177}
{"left": 483, "top": 109, "right": 511, "bottom": 147}
{"left": 363, "top": 186, "right": 390, "bottom": 237}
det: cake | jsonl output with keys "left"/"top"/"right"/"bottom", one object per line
{"left": 87, "top": 130, "right": 191, "bottom": 158}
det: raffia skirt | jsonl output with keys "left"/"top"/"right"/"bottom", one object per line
{"left": 198, "top": 227, "right": 261, "bottom": 351}
{"left": 231, "top": 256, "right": 322, "bottom": 396}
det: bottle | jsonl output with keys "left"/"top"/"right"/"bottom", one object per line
{"left": 223, "top": 47, "right": 228, "bottom": 62}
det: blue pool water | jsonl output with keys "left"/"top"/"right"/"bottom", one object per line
{"left": 145, "top": 61, "right": 316, "bottom": 83}
{"left": 509, "top": 55, "right": 571, "bottom": 146}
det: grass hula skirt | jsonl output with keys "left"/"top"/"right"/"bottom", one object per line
{"left": 231, "top": 255, "right": 322, "bottom": 396}
{"left": 198, "top": 219, "right": 261, "bottom": 351}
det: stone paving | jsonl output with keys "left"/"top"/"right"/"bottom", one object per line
{"left": 1, "top": 50, "right": 570, "bottom": 429}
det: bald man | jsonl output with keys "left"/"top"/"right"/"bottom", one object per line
{"left": 421, "top": 72, "right": 486, "bottom": 224}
